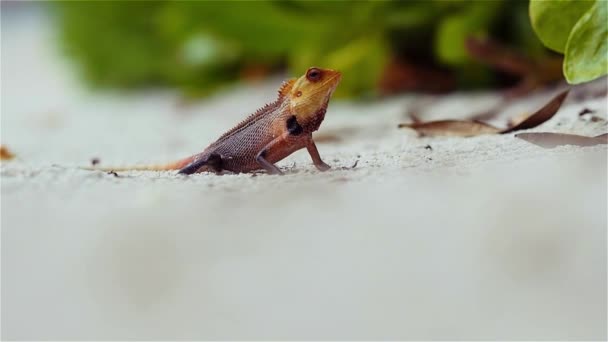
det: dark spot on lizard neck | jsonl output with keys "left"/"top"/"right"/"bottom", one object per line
{"left": 286, "top": 115, "right": 303, "bottom": 135}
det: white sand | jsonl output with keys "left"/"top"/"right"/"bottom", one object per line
{"left": 1, "top": 6, "right": 607, "bottom": 340}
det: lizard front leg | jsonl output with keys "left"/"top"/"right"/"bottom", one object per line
{"left": 306, "top": 138, "right": 331, "bottom": 171}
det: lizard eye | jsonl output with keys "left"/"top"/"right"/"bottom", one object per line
{"left": 306, "top": 68, "right": 322, "bottom": 82}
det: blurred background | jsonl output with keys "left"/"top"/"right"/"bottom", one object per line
{"left": 13, "top": 0, "right": 565, "bottom": 98}
{"left": 1, "top": 1, "right": 606, "bottom": 340}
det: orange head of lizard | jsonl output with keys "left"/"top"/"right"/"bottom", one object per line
{"left": 287, "top": 67, "right": 342, "bottom": 123}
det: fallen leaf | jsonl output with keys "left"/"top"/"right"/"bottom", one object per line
{"left": 398, "top": 89, "right": 570, "bottom": 137}
{"left": 507, "top": 112, "right": 531, "bottom": 128}
{"left": 398, "top": 120, "right": 501, "bottom": 137}
{"left": 0, "top": 145, "right": 15, "bottom": 160}
{"left": 501, "top": 89, "right": 569, "bottom": 133}
{"left": 515, "top": 132, "right": 608, "bottom": 148}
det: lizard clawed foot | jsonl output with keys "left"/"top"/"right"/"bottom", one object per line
{"left": 269, "top": 168, "right": 285, "bottom": 176}
{"left": 315, "top": 162, "right": 331, "bottom": 172}
{"left": 306, "top": 141, "right": 331, "bottom": 172}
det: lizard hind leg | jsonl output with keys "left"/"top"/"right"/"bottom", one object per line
{"left": 178, "top": 152, "right": 223, "bottom": 175}
{"left": 255, "top": 150, "right": 283, "bottom": 175}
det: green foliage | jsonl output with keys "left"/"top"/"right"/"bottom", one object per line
{"left": 529, "top": 0, "right": 594, "bottom": 53}
{"left": 530, "top": 0, "right": 607, "bottom": 84}
{"left": 435, "top": 0, "right": 504, "bottom": 65}
{"left": 564, "top": 1, "right": 608, "bottom": 83}
{"left": 53, "top": 0, "right": 547, "bottom": 97}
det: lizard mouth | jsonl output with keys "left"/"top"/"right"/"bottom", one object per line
{"left": 327, "top": 71, "right": 342, "bottom": 86}
{"left": 324, "top": 71, "right": 342, "bottom": 99}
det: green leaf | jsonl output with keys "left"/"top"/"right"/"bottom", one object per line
{"left": 434, "top": 1, "right": 503, "bottom": 65}
{"left": 529, "top": 0, "right": 594, "bottom": 53}
{"left": 564, "top": 0, "right": 608, "bottom": 83}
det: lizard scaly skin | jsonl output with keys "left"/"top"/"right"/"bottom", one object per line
{"left": 88, "top": 67, "right": 342, "bottom": 175}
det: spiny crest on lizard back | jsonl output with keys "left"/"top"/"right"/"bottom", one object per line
{"left": 212, "top": 68, "right": 342, "bottom": 144}
{"left": 215, "top": 101, "right": 280, "bottom": 142}
{"left": 277, "top": 79, "right": 296, "bottom": 99}
{"left": 214, "top": 79, "right": 295, "bottom": 143}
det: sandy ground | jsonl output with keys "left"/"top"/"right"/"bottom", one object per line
{"left": 1, "top": 5, "right": 607, "bottom": 340}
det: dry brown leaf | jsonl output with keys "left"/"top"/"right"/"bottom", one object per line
{"left": 507, "top": 112, "right": 531, "bottom": 128}
{"left": 398, "top": 90, "right": 570, "bottom": 138}
{"left": 398, "top": 120, "right": 501, "bottom": 137}
{"left": 0, "top": 145, "right": 15, "bottom": 160}
{"left": 501, "top": 89, "right": 569, "bottom": 133}
{"left": 515, "top": 132, "right": 608, "bottom": 148}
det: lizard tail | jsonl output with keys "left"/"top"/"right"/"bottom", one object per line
{"left": 82, "top": 155, "right": 196, "bottom": 172}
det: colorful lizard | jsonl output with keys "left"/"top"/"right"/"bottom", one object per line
{"left": 88, "top": 67, "right": 342, "bottom": 175}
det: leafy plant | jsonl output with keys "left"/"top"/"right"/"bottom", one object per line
{"left": 530, "top": 0, "right": 608, "bottom": 83}
{"left": 53, "top": 0, "right": 552, "bottom": 98}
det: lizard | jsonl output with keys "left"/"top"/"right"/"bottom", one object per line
{"left": 87, "top": 67, "right": 342, "bottom": 175}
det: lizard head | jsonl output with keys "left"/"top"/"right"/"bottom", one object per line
{"left": 285, "top": 67, "right": 342, "bottom": 120}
